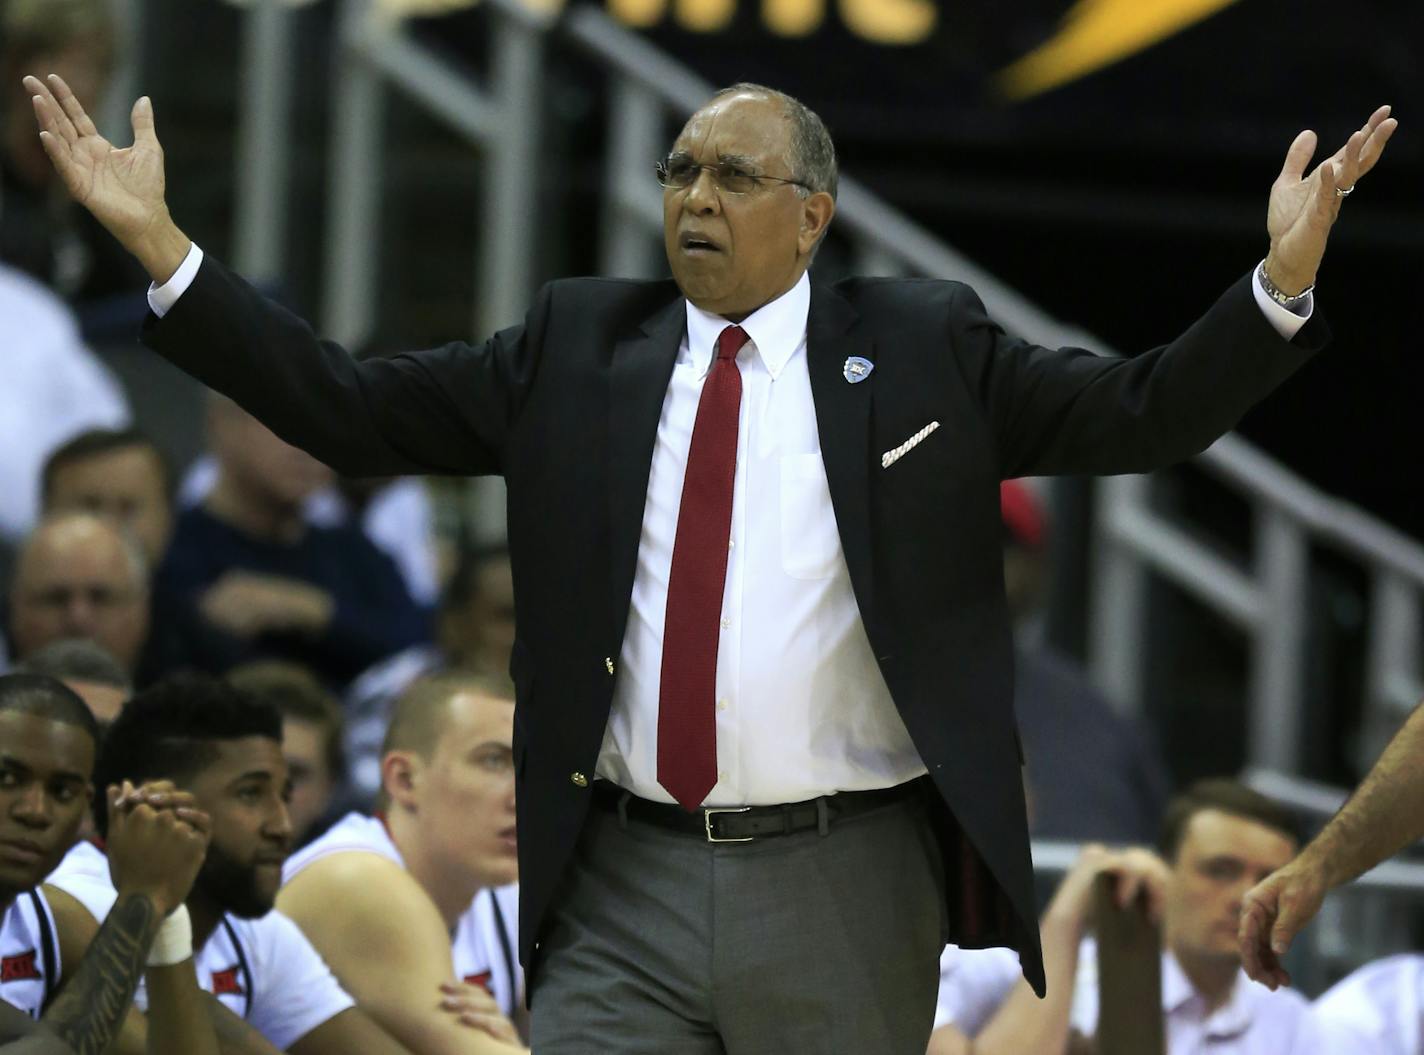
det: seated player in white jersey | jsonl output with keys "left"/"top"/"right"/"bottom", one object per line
{"left": 44, "top": 673, "right": 413, "bottom": 1055}
{"left": 1314, "top": 954, "right": 1424, "bottom": 1055}
{"left": 0, "top": 673, "right": 218, "bottom": 1055}
{"left": 277, "top": 672, "right": 526, "bottom": 1054}
{"left": 927, "top": 779, "right": 1321, "bottom": 1055}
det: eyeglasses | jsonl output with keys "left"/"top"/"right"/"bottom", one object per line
{"left": 654, "top": 155, "right": 810, "bottom": 196}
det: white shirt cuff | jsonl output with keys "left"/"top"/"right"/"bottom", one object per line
{"left": 146, "top": 243, "right": 205, "bottom": 318}
{"left": 1251, "top": 258, "right": 1312, "bottom": 340}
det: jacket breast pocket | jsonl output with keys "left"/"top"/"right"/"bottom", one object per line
{"left": 779, "top": 452, "right": 841, "bottom": 580}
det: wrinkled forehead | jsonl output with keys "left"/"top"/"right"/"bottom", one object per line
{"left": 672, "top": 93, "right": 792, "bottom": 166}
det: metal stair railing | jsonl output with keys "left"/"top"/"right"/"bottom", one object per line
{"left": 231, "top": 0, "right": 1422, "bottom": 782}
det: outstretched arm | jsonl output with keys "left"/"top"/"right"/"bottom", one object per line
{"left": 23, "top": 72, "right": 534, "bottom": 480}
{"left": 24, "top": 74, "right": 189, "bottom": 284}
{"left": 1241, "top": 701, "right": 1424, "bottom": 988}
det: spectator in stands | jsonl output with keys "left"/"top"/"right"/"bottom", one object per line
{"left": 227, "top": 661, "right": 347, "bottom": 847}
{"left": 37, "top": 428, "right": 242, "bottom": 686}
{"left": 41, "top": 428, "right": 173, "bottom": 568}
{"left": 180, "top": 460, "right": 443, "bottom": 613}
{"left": 1314, "top": 954, "right": 1424, "bottom": 1054}
{"left": 17, "top": 637, "right": 128, "bottom": 844}
{"left": 0, "top": 672, "right": 219, "bottom": 1055}
{"left": 345, "top": 546, "right": 514, "bottom": 798}
{"left": 44, "top": 673, "right": 411, "bottom": 1054}
{"left": 1001, "top": 480, "right": 1171, "bottom": 845}
{"left": 0, "top": 0, "right": 144, "bottom": 306}
{"left": 17, "top": 637, "right": 129, "bottom": 724}
{"left": 0, "top": 264, "right": 128, "bottom": 547}
{"left": 156, "top": 395, "right": 429, "bottom": 689}
{"left": 928, "top": 779, "right": 1316, "bottom": 1054}
{"left": 6, "top": 513, "right": 148, "bottom": 678}
{"left": 278, "top": 671, "right": 525, "bottom": 1052}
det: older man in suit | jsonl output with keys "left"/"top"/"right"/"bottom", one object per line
{"left": 25, "top": 71, "right": 1395, "bottom": 1053}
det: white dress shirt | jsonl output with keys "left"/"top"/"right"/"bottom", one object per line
{"left": 1070, "top": 940, "right": 1322, "bottom": 1054}
{"left": 595, "top": 272, "right": 925, "bottom": 806}
{"left": 149, "top": 247, "right": 1312, "bottom": 808}
{"left": 1314, "top": 954, "right": 1424, "bottom": 1055}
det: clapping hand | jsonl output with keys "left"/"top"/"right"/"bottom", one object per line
{"left": 1264, "top": 106, "right": 1398, "bottom": 295}
{"left": 23, "top": 72, "right": 190, "bottom": 282}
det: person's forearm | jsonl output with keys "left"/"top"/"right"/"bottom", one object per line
{"left": 131, "top": 214, "right": 191, "bottom": 286}
{"left": 971, "top": 914, "right": 1083, "bottom": 1055}
{"left": 143, "top": 962, "right": 220, "bottom": 1055}
{"left": 42, "top": 893, "right": 159, "bottom": 1055}
{"left": 1305, "top": 702, "right": 1424, "bottom": 886}
{"left": 206, "top": 1001, "right": 282, "bottom": 1055}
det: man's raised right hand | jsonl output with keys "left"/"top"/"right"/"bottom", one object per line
{"left": 23, "top": 73, "right": 191, "bottom": 283}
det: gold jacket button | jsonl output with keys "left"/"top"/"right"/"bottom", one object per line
{"left": 570, "top": 772, "right": 588, "bottom": 788}
{"left": 604, "top": 657, "right": 615, "bottom": 675}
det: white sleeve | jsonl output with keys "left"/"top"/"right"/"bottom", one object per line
{"left": 247, "top": 912, "right": 356, "bottom": 1051}
{"left": 147, "top": 243, "right": 205, "bottom": 318}
{"left": 931, "top": 946, "right": 1023, "bottom": 1034}
{"left": 1251, "top": 259, "right": 1312, "bottom": 340}
{"left": 43, "top": 871, "right": 118, "bottom": 925}
{"left": 1312, "top": 957, "right": 1416, "bottom": 1055}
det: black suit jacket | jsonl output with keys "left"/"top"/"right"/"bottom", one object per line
{"left": 144, "top": 259, "right": 1327, "bottom": 996}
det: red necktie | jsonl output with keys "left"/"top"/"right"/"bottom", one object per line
{"left": 657, "top": 324, "right": 747, "bottom": 810}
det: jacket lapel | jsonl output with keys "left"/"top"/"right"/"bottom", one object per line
{"left": 607, "top": 296, "right": 686, "bottom": 646}
{"left": 806, "top": 283, "right": 877, "bottom": 627}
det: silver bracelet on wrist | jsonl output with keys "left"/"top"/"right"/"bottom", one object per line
{"left": 1257, "top": 262, "right": 1313, "bottom": 307}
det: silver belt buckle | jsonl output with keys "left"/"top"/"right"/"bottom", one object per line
{"left": 703, "top": 806, "right": 753, "bottom": 843}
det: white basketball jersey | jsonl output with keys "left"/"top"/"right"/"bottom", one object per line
{"left": 284, "top": 812, "right": 523, "bottom": 1015}
{"left": 0, "top": 890, "right": 60, "bottom": 1019}
{"left": 45, "top": 842, "right": 353, "bottom": 1050}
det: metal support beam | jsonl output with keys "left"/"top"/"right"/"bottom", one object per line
{"left": 475, "top": 14, "right": 543, "bottom": 337}
{"left": 320, "top": 0, "right": 386, "bottom": 346}
{"left": 1249, "top": 509, "right": 1311, "bottom": 772}
{"left": 234, "top": 0, "right": 296, "bottom": 284}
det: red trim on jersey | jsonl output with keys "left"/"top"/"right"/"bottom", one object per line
{"left": 1, "top": 950, "right": 40, "bottom": 982}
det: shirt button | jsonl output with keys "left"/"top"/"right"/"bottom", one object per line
{"left": 570, "top": 772, "right": 588, "bottom": 788}
{"left": 728, "top": 539, "right": 735, "bottom": 550}
{"left": 718, "top": 771, "right": 728, "bottom": 781}
{"left": 720, "top": 618, "right": 730, "bottom": 629}
{"left": 717, "top": 698, "right": 728, "bottom": 711}
{"left": 604, "top": 657, "right": 615, "bottom": 675}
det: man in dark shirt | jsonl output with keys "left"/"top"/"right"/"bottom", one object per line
{"left": 158, "top": 396, "right": 429, "bottom": 688}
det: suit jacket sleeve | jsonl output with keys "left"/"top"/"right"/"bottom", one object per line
{"left": 951, "top": 271, "right": 1330, "bottom": 479}
{"left": 141, "top": 255, "right": 547, "bottom": 478}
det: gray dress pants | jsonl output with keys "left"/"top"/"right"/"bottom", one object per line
{"left": 529, "top": 788, "right": 948, "bottom": 1054}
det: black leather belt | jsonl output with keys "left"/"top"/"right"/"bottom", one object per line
{"left": 592, "top": 778, "right": 926, "bottom": 843}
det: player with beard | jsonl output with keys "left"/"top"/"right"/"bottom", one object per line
{"left": 278, "top": 672, "right": 524, "bottom": 1054}
{"left": 45, "top": 674, "right": 412, "bottom": 1055}
{"left": 0, "top": 673, "right": 218, "bottom": 1055}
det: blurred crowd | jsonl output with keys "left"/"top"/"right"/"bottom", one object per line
{"left": 0, "top": 2, "right": 1420, "bottom": 1054}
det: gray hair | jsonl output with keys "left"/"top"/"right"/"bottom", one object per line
{"left": 711, "top": 83, "right": 838, "bottom": 202}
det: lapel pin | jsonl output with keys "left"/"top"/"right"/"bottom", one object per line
{"left": 842, "top": 356, "right": 874, "bottom": 384}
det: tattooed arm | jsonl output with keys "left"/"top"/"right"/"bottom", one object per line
{"left": 40, "top": 892, "right": 159, "bottom": 1055}
{"left": 37, "top": 784, "right": 214, "bottom": 1055}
